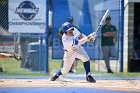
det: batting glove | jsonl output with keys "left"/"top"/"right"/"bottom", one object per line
{"left": 87, "top": 32, "right": 96, "bottom": 42}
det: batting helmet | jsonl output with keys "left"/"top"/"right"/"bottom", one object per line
{"left": 62, "top": 22, "right": 74, "bottom": 33}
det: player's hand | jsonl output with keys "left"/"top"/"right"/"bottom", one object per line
{"left": 87, "top": 32, "right": 96, "bottom": 42}
{"left": 88, "top": 32, "right": 96, "bottom": 37}
{"left": 87, "top": 37, "right": 96, "bottom": 42}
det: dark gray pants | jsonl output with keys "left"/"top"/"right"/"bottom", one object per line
{"left": 102, "top": 46, "right": 117, "bottom": 69}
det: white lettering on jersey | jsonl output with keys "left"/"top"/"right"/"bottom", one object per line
{"left": 62, "top": 27, "right": 81, "bottom": 51}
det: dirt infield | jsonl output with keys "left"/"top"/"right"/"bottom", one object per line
{"left": 0, "top": 78, "right": 140, "bottom": 92}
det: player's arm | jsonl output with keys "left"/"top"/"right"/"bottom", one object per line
{"left": 103, "top": 31, "right": 117, "bottom": 43}
{"left": 103, "top": 26, "right": 117, "bottom": 38}
{"left": 0, "top": 53, "right": 11, "bottom": 58}
{"left": 63, "top": 37, "right": 87, "bottom": 47}
{"left": 62, "top": 36, "right": 90, "bottom": 48}
{"left": 79, "top": 33, "right": 87, "bottom": 39}
{"left": 63, "top": 33, "right": 96, "bottom": 51}
{"left": 112, "top": 26, "right": 117, "bottom": 42}
{"left": 103, "top": 32, "right": 116, "bottom": 37}
{"left": 79, "top": 33, "right": 96, "bottom": 42}
{"left": 101, "top": 26, "right": 112, "bottom": 37}
{"left": 73, "top": 33, "right": 96, "bottom": 47}
{"left": 0, "top": 53, "right": 22, "bottom": 61}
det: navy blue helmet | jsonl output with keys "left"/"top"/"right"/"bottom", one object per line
{"left": 62, "top": 22, "right": 74, "bottom": 33}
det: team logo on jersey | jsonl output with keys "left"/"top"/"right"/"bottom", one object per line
{"left": 15, "top": 1, "right": 39, "bottom": 21}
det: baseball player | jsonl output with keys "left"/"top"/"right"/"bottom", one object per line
{"left": 0, "top": 52, "right": 22, "bottom": 72}
{"left": 101, "top": 16, "right": 117, "bottom": 73}
{"left": 50, "top": 22, "right": 96, "bottom": 83}
{"left": 57, "top": 16, "right": 80, "bottom": 73}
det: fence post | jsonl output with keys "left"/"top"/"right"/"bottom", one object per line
{"left": 45, "top": 0, "right": 49, "bottom": 73}
{"left": 120, "top": 0, "right": 124, "bottom": 72}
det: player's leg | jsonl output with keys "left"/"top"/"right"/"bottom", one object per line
{"left": 69, "top": 63, "right": 75, "bottom": 73}
{"left": 76, "top": 46, "right": 96, "bottom": 83}
{"left": 50, "top": 51, "right": 75, "bottom": 81}
{"left": 102, "top": 46, "right": 113, "bottom": 73}
{"left": 0, "top": 64, "right": 3, "bottom": 72}
{"left": 69, "top": 58, "right": 78, "bottom": 73}
{"left": 110, "top": 46, "right": 117, "bottom": 58}
{"left": 76, "top": 46, "right": 90, "bottom": 75}
{"left": 109, "top": 46, "right": 117, "bottom": 73}
{"left": 70, "top": 59, "right": 78, "bottom": 73}
{"left": 61, "top": 55, "right": 75, "bottom": 74}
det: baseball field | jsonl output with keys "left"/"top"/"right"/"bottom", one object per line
{"left": 0, "top": 58, "right": 140, "bottom": 93}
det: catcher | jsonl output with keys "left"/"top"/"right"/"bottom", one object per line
{"left": 50, "top": 22, "right": 96, "bottom": 83}
{"left": 0, "top": 52, "right": 22, "bottom": 72}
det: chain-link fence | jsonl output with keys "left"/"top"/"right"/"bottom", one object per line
{"left": 0, "top": 34, "right": 47, "bottom": 72}
{"left": 52, "top": 0, "right": 123, "bottom": 72}
{"left": 0, "top": 0, "right": 124, "bottom": 75}
{"left": 0, "top": 0, "right": 48, "bottom": 74}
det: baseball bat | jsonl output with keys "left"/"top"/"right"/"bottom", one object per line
{"left": 95, "top": 10, "right": 110, "bottom": 34}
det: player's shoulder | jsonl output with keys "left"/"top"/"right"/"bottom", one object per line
{"left": 62, "top": 34, "right": 66, "bottom": 42}
{"left": 62, "top": 34, "right": 68, "bottom": 40}
{"left": 62, "top": 34, "right": 72, "bottom": 43}
{"left": 73, "top": 27, "right": 81, "bottom": 36}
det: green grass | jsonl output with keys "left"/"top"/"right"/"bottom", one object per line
{"left": 0, "top": 58, "right": 140, "bottom": 77}
{"left": 0, "top": 58, "right": 95, "bottom": 76}
{"left": 49, "top": 59, "right": 62, "bottom": 74}
{"left": 114, "top": 72, "right": 140, "bottom": 76}
{"left": 0, "top": 58, "right": 30, "bottom": 72}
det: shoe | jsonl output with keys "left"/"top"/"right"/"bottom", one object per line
{"left": 69, "top": 70, "right": 74, "bottom": 73}
{"left": 50, "top": 75, "right": 59, "bottom": 81}
{"left": 86, "top": 75, "right": 96, "bottom": 83}
{"left": 0, "top": 67, "right": 3, "bottom": 72}
{"left": 107, "top": 69, "right": 114, "bottom": 73}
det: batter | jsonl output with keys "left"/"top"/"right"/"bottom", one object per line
{"left": 50, "top": 22, "right": 96, "bottom": 83}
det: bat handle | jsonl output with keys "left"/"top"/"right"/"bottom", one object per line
{"left": 95, "top": 25, "right": 101, "bottom": 34}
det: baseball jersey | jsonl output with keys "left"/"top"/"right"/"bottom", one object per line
{"left": 101, "top": 24, "right": 117, "bottom": 46}
{"left": 62, "top": 27, "right": 81, "bottom": 52}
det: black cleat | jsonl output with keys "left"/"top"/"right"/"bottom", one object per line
{"left": 0, "top": 67, "right": 3, "bottom": 72}
{"left": 86, "top": 75, "right": 96, "bottom": 83}
{"left": 69, "top": 70, "right": 74, "bottom": 73}
{"left": 107, "top": 69, "right": 114, "bottom": 73}
{"left": 50, "top": 75, "right": 59, "bottom": 81}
